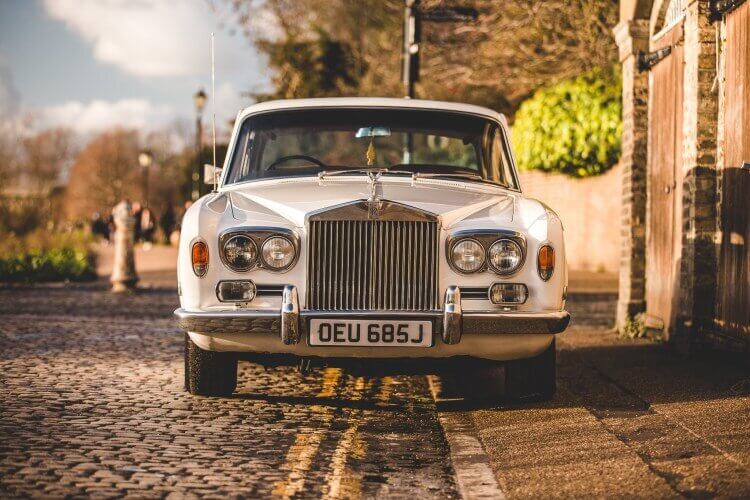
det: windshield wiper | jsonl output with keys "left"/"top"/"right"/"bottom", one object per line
{"left": 413, "top": 172, "right": 485, "bottom": 182}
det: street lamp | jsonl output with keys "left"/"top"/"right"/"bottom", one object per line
{"left": 193, "top": 89, "right": 208, "bottom": 201}
{"left": 138, "top": 150, "right": 153, "bottom": 208}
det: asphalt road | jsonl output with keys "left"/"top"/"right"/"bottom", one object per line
{"left": 1, "top": 284, "right": 748, "bottom": 498}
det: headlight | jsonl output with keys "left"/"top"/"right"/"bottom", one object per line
{"left": 223, "top": 234, "right": 257, "bottom": 271}
{"left": 450, "top": 239, "right": 485, "bottom": 273}
{"left": 488, "top": 239, "right": 523, "bottom": 274}
{"left": 261, "top": 236, "right": 295, "bottom": 270}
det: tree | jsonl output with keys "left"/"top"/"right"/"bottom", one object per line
{"left": 63, "top": 129, "right": 141, "bottom": 220}
{"left": 22, "top": 128, "right": 77, "bottom": 194}
{"left": 228, "top": 0, "right": 619, "bottom": 116}
{"left": 512, "top": 69, "right": 622, "bottom": 177}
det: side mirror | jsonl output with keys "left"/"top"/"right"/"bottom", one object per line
{"left": 203, "top": 164, "right": 222, "bottom": 185}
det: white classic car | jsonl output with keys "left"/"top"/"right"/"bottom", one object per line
{"left": 175, "top": 97, "right": 569, "bottom": 399}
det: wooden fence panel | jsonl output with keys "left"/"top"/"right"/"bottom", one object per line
{"left": 717, "top": 1, "right": 750, "bottom": 337}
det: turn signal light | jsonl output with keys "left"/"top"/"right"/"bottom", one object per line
{"left": 216, "top": 280, "right": 256, "bottom": 303}
{"left": 538, "top": 245, "right": 555, "bottom": 281}
{"left": 191, "top": 240, "right": 209, "bottom": 277}
{"left": 489, "top": 283, "right": 528, "bottom": 304}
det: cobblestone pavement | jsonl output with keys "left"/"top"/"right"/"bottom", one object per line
{"left": 1, "top": 284, "right": 749, "bottom": 498}
{"left": 0, "top": 285, "right": 456, "bottom": 498}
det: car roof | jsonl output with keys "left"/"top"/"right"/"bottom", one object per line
{"left": 236, "top": 97, "right": 507, "bottom": 126}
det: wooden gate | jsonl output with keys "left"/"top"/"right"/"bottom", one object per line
{"left": 717, "top": 1, "right": 750, "bottom": 338}
{"left": 646, "top": 31, "right": 684, "bottom": 334}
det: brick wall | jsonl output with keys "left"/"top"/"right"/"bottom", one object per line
{"left": 518, "top": 164, "right": 622, "bottom": 273}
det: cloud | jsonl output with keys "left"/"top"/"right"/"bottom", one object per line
{"left": 0, "top": 54, "right": 21, "bottom": 117}
{"left": 43, "top": 0, "right": 264, "bottom": 79}
{"left": 36, "top": 99, "right": 176, "bottom": 135}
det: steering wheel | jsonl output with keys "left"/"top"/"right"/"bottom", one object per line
{"left": 266, "top": 155, "right": 327, "bottom": 171}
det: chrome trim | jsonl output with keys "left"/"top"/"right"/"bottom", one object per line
{"left": 445, "top": 229, "right": 526, "bottom": 276}
{"left": 307, "top": 212, "right": 439, "bottom": 311}
{"left": 218, "top": 226, "right": 300, "bottom": 273}
{"left": 306, "top": 199, "right": 439, "bottom": 222}
{"left": 174, "top": 307, "right": 570, "bottom": 337}
{"left": 443, "top": 286, "right": 462, "bottom": 345}
{"left": 175, "top": 308, "right": 280, "bottom": 335}
{"left": 280, "top": 285, "right": 301, "bottom": 345}
{"left": 463, "top": 311, "right": 569, "bottom": 335}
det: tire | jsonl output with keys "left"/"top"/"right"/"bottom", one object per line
{"left": 504, "top": 338, "right": 556, "bottom": 401}
{"left": 184, "top": 333, "right": 238, "bottom": 396}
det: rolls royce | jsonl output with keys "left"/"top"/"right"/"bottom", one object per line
{"left": 175, "top": 98, "right": 569, "bottom": 399}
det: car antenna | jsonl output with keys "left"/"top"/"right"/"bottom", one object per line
{"left": 211, "top": 32, "right": 218, "bottom": 193}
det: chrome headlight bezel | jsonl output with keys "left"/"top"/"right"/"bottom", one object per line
{"left": 445, "top": 229, "right": 526, "bottom": 276}
{"left": 219, "top": 227, "right": 299, "bottom": 273}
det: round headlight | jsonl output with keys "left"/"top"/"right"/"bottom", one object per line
{"left": 451, "top": 239, "right": 485, "bottom": 273}
{"left": 223, "top": 234, "right": 257, "bottom": 271}
{"left": 488, "top": 239, "right": 523, "bottom": 274}
{"left": 261, "top": 236, "right": 295, "bottom": 270}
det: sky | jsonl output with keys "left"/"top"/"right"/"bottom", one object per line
{"left": 0, "top": 0, "right": 272, "bottom": 138}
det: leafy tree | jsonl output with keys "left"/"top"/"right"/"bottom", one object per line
{"left": 511, "top": 69, "right": 622, "bottom": 178}
{"left": 228, "top": 0, "right": 619, "bottom": 115}
{"left": 63, "top": 129, "right": 142, "bottom": 220}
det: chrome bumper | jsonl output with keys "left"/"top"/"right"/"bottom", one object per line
{"left": 174, "top": 285, "right": 570, "bottom": 345}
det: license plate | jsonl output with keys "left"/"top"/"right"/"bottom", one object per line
{"left": 308, "top": 319, "right": 432, "bottom": 347}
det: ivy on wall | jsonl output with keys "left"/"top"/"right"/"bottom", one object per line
{"left": 512, "top": 69, "right": 622, "bottom": 178}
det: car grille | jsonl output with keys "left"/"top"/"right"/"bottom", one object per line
{"left": 307, "top": 219, "right": 439, "bottom": 310}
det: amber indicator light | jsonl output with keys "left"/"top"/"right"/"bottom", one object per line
{"left": 538, "top": 245, "right": 555, "bottom": 281}
{"left": 191, "top": 241, "right": 209, "bottom": 277}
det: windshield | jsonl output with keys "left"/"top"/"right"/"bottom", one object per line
{"left": 224, "top": 108, "right": 519, "bottom": 189}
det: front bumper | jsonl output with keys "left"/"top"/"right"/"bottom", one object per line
{"left": 174, "top": 285, "right": 570, "bottom": 346}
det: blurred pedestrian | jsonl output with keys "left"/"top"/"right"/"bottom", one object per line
{"left": 90, "top": 212, "right": 108, "bottom": 239}
{"left": 131, "top": 202, "right": 143, "bottom": 242}
{"left": 160, "top": 205, "right": 176, "bottom": 244}
{"left": 140, "top": 207, "right": 156, "bottom": 244}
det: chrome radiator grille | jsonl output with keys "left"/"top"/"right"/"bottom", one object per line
{"left": 307, "top": 220, "right": 439, "bottom": 310}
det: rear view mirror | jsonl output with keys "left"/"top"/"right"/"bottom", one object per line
{"left": 356, "top": 127, "right": 391, "bottom": 138}
{"left": 204, "top": 164, "right": 223, "bottom": 184}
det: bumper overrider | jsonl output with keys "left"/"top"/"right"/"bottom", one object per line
{"left": 174, "top": 286, "right": 570, "bottom": 346}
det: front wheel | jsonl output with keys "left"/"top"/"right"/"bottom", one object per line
{"left": 504, "top": 338, "right": 556, "bottom": 401}
{"left": 184, "top": 334, "right": 238, "bottom": 396}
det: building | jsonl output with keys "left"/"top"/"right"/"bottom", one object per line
{"left": 615, "top": 0, "right": 749, "bottom": 354}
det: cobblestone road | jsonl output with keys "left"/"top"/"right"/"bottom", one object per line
{"left": 0, "top": 285, "right": 457, "bottom": 498}
{"left": 2, "top": 284, "right": 748, "bottom": 498}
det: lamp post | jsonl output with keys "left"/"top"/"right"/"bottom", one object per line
{"left": 138, "top": 150, "right": 153, "bottom": 208}
{"left": 193, "top": 89, "right": 207, "bottom": 201}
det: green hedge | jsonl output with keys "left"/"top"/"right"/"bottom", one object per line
{"left": 0, "top": 248, "right": 95, "bottom": 283}
{"left": 512, "top": 69, "right": 622, "bottom": 178}
{"left": 0, "top": 231, "right": 97, "bottom": 283}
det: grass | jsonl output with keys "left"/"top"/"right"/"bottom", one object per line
{"left": 0, "top": 230, "right": 97, "bottom": 283}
